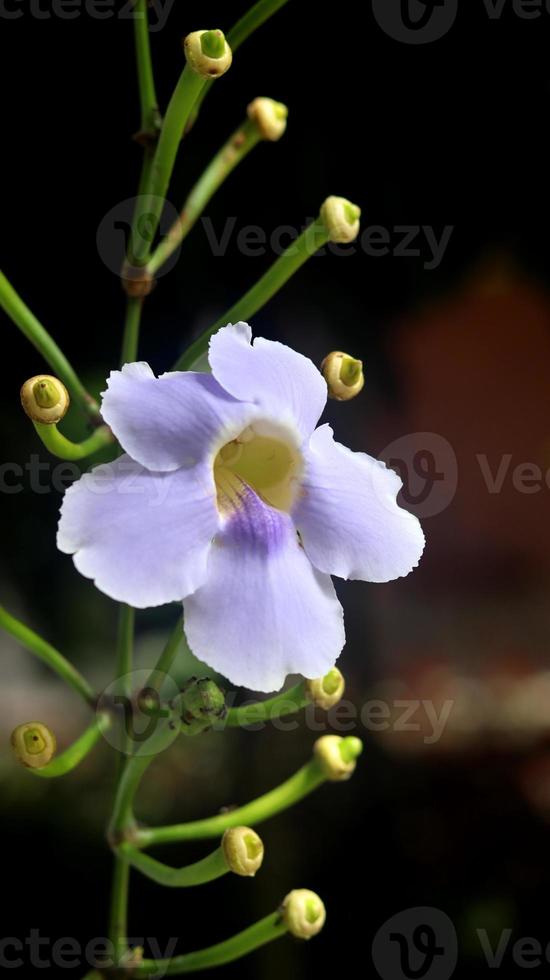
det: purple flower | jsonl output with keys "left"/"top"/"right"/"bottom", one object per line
{"left": 57, "top": 323, "right": 424, "bottom": 692}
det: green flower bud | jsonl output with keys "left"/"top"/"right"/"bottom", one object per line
{"left": 314, "top": 734, "right": 362, "bottom": 781}
{"left": 321, "top": 351, "right": 365, "bottom": 401}
{"left": 222, "top": 826, "right": 264, "bottom": 877}
{"left": 184, "top": 30, "right": 232, "bottom": 79}
{"left": 179, "top": 677, "right": 226, "bottom": 736}
{"left": 305, "top": 668, "right": 345, "bottom": 710}
{"left": 11, "top": 722, "right": 56, "bottom": 769}
{"left": 121, "top": 262, "right": 155, "bottom": 299}
{"left": 320, "top": 196, "right": 361, "bottom": 243}
{"left": 247, "top": 98, "right": 288, "bottom": 141}
{"left": 281, "top": 889, "right": 326, "bottom": 939}
{"left": 20, "top": 375, "right": 70, "bottom": 424}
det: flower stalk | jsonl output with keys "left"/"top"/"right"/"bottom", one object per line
{"left": 134, "top": 911, "right": 289, "bottom": 976}
{"left": 0, "top": 270, "right": 100, "bottom": 421}
{"left": 147, "top": 118, "right": 264, "bottom": 276}
{"left": 6, "top": 3, "right": 368, "bottom": 975}
{"left": 0, "top": 604, "right": 96, "bottom": 705}
{"left": 133, "top": 0, "right": 161, "bottom": 142}
{"left": 225, "top": 682, "right": 309, "bottom": 726}
{"left": 108, "top": 604, "right": 136, "bottom": 967}
{"left": 31, "top": 715, "right": 110, "bottom": 778}
{"left": 32, "top": 421, "right": 114, "bottom": 460}
{"left": 143, "top": 616, "right": 184, "bottom": 695}
{"left": 118, "top": 840, "right": 230, "bottom": 888}
{"left": 225, "top": 670, "right": 346, "bottom": 727}
{"left": 128, "top": 43, "right": 225, "bottom": 269}
{"left": 190, "top": 0, "right": 292, "bottom": 125}
{"left": 133, "top": 753, "right": 329, "bottom": 847}
{"left": 172, "top": 216, "right": 330, "bottom": 371}
{"left": 118, "top": 828, "right": 263, "bottom": 888}
{"left": 120, "top": 0, "right": 160, "bottom": 365}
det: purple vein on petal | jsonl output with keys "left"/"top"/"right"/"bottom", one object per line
{"left": 222, "top": 482, "right": 288, "bottom": 556}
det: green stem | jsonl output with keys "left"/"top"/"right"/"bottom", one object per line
{"left": 108, "top": 604, "right": 135, "bottom": 966}
{"left": 226, "top": 682, "right": 308, "bottom": 727}
{"left": 147, "top": 119, "right": 262, "bottom": 275}
{"left": 33, "top": 421, "right": 114, "bottom": 460}
{"left": 0, "top": 604, "right": 96, "bottom": 705}
{"left": 191, "top": 0, "right": 292, "bottom": 124}
{"left": 105, "top": 5, "right": 157, "bottom": 968}
{"left": 135, "top": 912, "right": 287, "bottom": 976}
{"left": 109, "top": 856, "right": 130, "bottom": 969}
{"left": 172, "top": 217, "right": 329, "bottom": 371}
{"left": 109, "top": 752, "right": 153, "bottom": 840}
{"left": 133, "top": 0, "right": 160, "bottom": 138}
{"left": 144, "top": 616, "right": 183, "bottom": 695}
{"left": 116, "top": 606, "right": 135, "bottom": 763}
{"left": 118, "top": 841, "right": 229, "bottom": 888}
{"left": 117, "top": 606, "right": 135, "bottom": 677}
{"left": 129, "top": 67, "right": 205, "bottom": 266}
{"left": 32, "top": 714, "right": 110, "bottom": 778}
{"left": 135, "top": 758, "right": 326, "bottom": 847}
{"left": 0, "top": 270, "right": 99, "bottom": 421}
{"left": 120, "top": 297, "right": 144, "bottom": 365}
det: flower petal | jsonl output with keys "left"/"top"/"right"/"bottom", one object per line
{"left": 101, "top": 363, "right": 257, "bottom": 472}
{"left": 184, "top": 485, "right": 345, "bottom": 692}
{"left": 294, "top": 424, "right": 425, "bottom": 582}
{"left": 57, "top": 455, "right": 218, "bottom": 607}
{"left": 208, "top": 322, "right": 327, "bottom": 440}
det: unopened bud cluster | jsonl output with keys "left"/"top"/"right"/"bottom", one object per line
{"left": 11, "top": 722, "right": 56, "bottom": 769}
{"left": 281, "top": 889, "right": 326, "bottom": 939}
{"left": 20, "top": 375, "right": 70, "bottom": 424}
{"left": 321, "top": 351, "right": 365, "bottom": 401}
{"left": 320, "top": 196, "right": 361, "bottom": 243}
{"left": 222, "top": 826, "right": 264, "bottom": 877}
{"left": 247, "top": 97, "right": 288, "bottom": 141}
{"left": 314, "top": 734, "right": 363, "bottom": 781}
{"left": 184, "top": 30, "right": 232, "bottom": 78}
{"left": 305, "top": 668, "right": 345, "bottom": 709}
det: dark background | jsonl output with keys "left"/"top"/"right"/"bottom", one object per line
{"left": 2, "top": 1, "right": 550, "bottom": 977}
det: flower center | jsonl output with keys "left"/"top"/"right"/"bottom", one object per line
{"left": 214, "top": 423, "right": 302, "bottom": 515}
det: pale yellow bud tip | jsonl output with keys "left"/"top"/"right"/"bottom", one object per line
{"left": 20, "top": 375, "right": 70, "bottom": 424}
{"left": 321, "top": 351, "right": 365, "bottom": 401}
{"left": 281, "top": 889, "right": 326, "bottom": 939}
{"left": 184, "top": 30, "right": 232, "bottom": 78}
{"left": 11, "top": 722, "right": 56, "bottom": 769}
{"left": 320, "top": 195, "right": 361, "bottom": 243}
{"left": 222, "top": 826, "right": 264, "bottom": 877}
{"left": 247, "top": 98, "right": 288, "bottom": 141}
{"left": 314, "top": 734, "right": 363, "bottom": 781}
{"left": 305, "top": 668, "right": 345, "bottom": 710}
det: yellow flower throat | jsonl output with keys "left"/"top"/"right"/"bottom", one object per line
{"left": 214, "top": 424, "right": 302, "bottom": 515}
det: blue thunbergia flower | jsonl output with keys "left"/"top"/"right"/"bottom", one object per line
{"left": 57, "top": 323, "right": 424, "bottom": 692}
